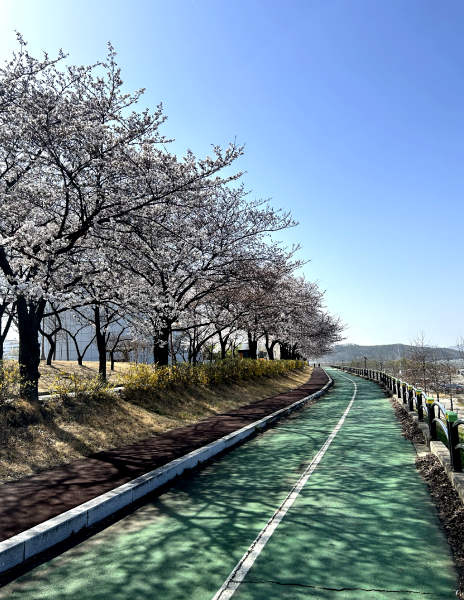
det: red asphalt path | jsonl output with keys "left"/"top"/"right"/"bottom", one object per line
{"left": 0, "top": 368, "right": 328, "bottom": 543}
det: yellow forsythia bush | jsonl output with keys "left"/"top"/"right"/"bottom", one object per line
{"left": 0, "top": 360, "right": 22, "bottom": 403}
{"left": 49, "top": 371, "right": 113, "bottom": 400}
{"left": 118, "top": 358, "right": 306, "bottom": 392}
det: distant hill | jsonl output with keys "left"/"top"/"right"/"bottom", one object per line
{"left": 317, "top": 343, "right": 462, "bottom": 363}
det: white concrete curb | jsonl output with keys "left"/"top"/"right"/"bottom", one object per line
{"left": 0, "top": 373, "right": 333, "bottom": 575}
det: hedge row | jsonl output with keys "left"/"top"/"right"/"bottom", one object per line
{"left": 119, "top": 358, "right": 306, "bottom": 391}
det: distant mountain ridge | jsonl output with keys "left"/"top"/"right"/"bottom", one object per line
{"left": 320, "top": 343, "right": 462, "bottom": 363}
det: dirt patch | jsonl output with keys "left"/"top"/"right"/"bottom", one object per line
{"left": 0, "top": 366, "right": 313, "bottom": 484}
{"left": 388, "top": 396, "right": 425, "bottom": 444}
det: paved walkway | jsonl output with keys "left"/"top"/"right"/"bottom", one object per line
{"left": 0, "top": 370, "right": 459, "bottom": 598}
{"left": 0, "top": 368, "right": 328, "bottom": 542}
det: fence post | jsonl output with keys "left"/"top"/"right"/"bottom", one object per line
{"left": 402, "top": 383, "right": 407, "bottom": 405}
{"left": 397, "top": 380, "right": 402, "bottom": 400}
{"left": 416, "top": 389, "right": 423, "bottom": 420}
{"left": 427, "top": 397, "right": 437, "bottom": 441}
{"left": 408, "top": 386, "right": 414, "bottom": 411}
{"left": 446, "top": 412, "right": 462, "bottom": 472}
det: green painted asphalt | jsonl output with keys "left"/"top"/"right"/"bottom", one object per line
{"left": 0, "top": 371, "right": 458, "bottom": 599}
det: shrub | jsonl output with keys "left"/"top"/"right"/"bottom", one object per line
{"left": 118, "top": 358, "right": 306, "bottom": 393}
{"left": 0, "top": 360, "right": 22, "bottom": 404}
{"left": 48, "top": 371, "right": 113, "bottom": 401}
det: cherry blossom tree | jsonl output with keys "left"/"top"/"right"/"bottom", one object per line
{"left": 119, "top": 184, "right": 299, "bottom": 365}
{"left": 235, "top": 272, "right": 344, "bottom": 361}
{"left": 0, "top": 39, "right": 243, "bottom": 399}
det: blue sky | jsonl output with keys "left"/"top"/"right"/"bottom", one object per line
{"left": 1, "top": 0, "right": 463, "bottom": 346}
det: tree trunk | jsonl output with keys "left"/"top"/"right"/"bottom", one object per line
{"left": 46, "top": 339, "right": 55, "bottom": 366}
{"left": 68, "top": 330, "right": 92, "bottom": 367}
{"left": 0, "top": 343, "right": 3, "bottom": 383}
{"left": 17, "top": 296, "right": 46, "bottom": 401}
{"left": 265, "top": 335, "right": 277, "bottom": 360}
{"left": 0, "top": 304, "right": 14, "bottom": 381}
{"left": 39, "top": 323, "right": 60, "bottom": 367}
{"left": 94, "top": 305, "right": 107, "bottom": 380}
{"left": 248, "top": 331, "right": 258, "bottom": 360}
{"left": 110, "top": 350, "right": 115, "bottom": 371}
{"left": 218, "top": 331, "right": 229, "bottom": 360}
{"left": 0, "top": 304, "right": 14, "bottom": 365}
{"left": 153, "top": 328, "right": 170, "bottom": 366}
{"left": 280, "top": 342, "right": 290, "bottom": 360}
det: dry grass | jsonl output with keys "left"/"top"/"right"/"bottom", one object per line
{"left": 0, "top": 365, "right": 313, "bottom": 485}
{"left": 38, "top": 360, "right": 130, "bottom": 392}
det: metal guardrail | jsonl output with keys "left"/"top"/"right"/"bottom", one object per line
{"left": 331, "top": 365, "right": 463, "bottom": 472}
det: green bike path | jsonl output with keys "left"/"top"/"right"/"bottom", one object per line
{"left": 0, "top": 371, "right": 458, "bottom": 599}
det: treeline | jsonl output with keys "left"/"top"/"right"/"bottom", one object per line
{"left": 327, "top": 343, "right": 461, "bottom": 364}
{"left": 0, "top": 38, "right": 343, "bottom": 400}
{"left": 346, "top": 336, "right": 464, "bottom": 401}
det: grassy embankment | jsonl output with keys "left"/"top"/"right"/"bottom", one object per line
{"left": 0, "top": 360, "right": 312, "bottom": 484}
